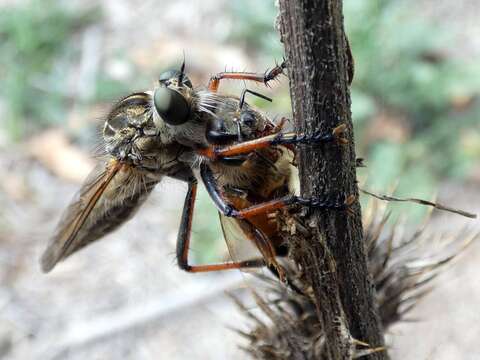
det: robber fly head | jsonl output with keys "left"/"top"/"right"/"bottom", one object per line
{"left": 153, "top": 60, "right": 217, "bottom": 126}
{"left": 151, "top": 61, "right": 222, "bottom": 151}
{"left": 154, "top": 61, "right": 193, "bottom": 126}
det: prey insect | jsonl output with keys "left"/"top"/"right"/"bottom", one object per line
{"left": 40, "top": 60, "right": 350, "bottom": 281}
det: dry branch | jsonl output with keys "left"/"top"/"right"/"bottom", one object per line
{"left": 277, "top": 1, "right": 387, "bottom": 358}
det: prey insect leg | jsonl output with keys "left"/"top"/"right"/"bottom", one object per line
{"left": 176, "top": 179, "right": 266, "bottom": 272}
{"left": 208, "top": 61, "right": 286, "bottom": 92}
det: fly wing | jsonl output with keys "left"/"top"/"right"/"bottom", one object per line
{"left": 40, "top": 160, "right": 159, "bottom": 273}
{"left": 219, "top": 213, "right": 263, "bottom": 268}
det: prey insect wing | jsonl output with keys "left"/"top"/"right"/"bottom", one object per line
{"left": 40, "top": 160, "right": 159, "bottom": 272}
{"left": 218, "top": 213, "right": 264, "bottom": 270}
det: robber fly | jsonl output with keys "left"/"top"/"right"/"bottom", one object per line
{"left": 40, "top": 60, "right": 348, "bottom": 278}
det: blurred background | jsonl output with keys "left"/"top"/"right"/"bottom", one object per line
{"left": 0, "top": 0, "right": 479, "bottom": 359}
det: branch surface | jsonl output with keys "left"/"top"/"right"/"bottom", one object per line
{"left": 278, "top": 1, "right": 388, "bottom": 358}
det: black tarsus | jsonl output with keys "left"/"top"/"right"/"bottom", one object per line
{"left": 271, "top": 129, "right": 336, "bottom": 146}
{"left": 264, "top": 60, "right": 287, "bottom": 84}
{"left": 287, "top": 194, "right": 348, "bottom": 210}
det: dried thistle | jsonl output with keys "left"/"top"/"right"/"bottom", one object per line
{"left": 236, "top": 200, "right": 476, "bottom": 359}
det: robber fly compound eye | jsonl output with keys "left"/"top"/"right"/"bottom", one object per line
{"left": 153, "top": 86, "right": 191, "bottom": 125}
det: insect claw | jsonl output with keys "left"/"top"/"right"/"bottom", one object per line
{"left": 338, "top": 138, "right": 349, "bottom": 145}
{"left": 345, "top": 194, "right": 356, "bottom": 206}
{"left": 332, "top": 123, "right": 348, "bottom": 145}
{"left": 345, "top": 194, "right": 356, "bottom": 215}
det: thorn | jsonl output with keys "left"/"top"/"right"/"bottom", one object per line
{"left": 356, "top": 158, "right": 366, "bottom": 167}
{"left": 351, "top": 338, "right": 370, "bottom": 347}
{"left": 354, "top": 346, "right": 386, "bottom": 358}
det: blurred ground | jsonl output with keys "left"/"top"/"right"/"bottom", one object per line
{"left": 389, "top": 184, "right": 480, "bottom": 360}
{"left": 0, "top": 146, "right": 252, "bottom": 360}
{"left": 0, "top": 0, "right": 479, "bottom": 359}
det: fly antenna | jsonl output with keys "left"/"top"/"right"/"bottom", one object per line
{"left": 239, "top": 89, "right": 272, "bottom": 109}
{"left": 178, "top": 52, "right": 186, "bottom": 85}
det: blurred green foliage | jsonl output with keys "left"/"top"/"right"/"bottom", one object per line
{"left": 0, "top": 0, "right": 100, "bottom": 140}
{"left": 229, "top": 0, "right": 283, "bottom": 56}
{"left": 190, "top": 187, "right": 225, "bottom": 264}
{"left": 347, "top": 1, "right": 479, "bottom": 174}
{"left": 346, "top": 0, "right": 479, "bottom": 218}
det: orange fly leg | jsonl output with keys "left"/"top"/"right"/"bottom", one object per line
{"left": 184, "top": 259, "right": 265, "bottom": 273}
{"left": 176, "top": 180, "right": 267, "bottom": 273}
{"left": 197, "top": 126, "right": 346, "bottom": 161}
{"left": 197, "top": 133, "right": 281, "bottom": 160}
{"left": 207, "top": 61, "right": 286, "bottom": 92}
{"left": 235, "top": 198, "right": 291, "bottom": 220}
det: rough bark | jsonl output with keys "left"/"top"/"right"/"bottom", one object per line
{"left": 278, "top": 1, "right": 388, "bottom": 359}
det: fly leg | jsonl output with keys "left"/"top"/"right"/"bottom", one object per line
{"left": 177, "top": 179, "right": 290, "bottom": 280}
{"left": 232, "top": 194, "right": 354, "bottom": 219}
{"left": 176, "top": 179, "right": 266, "bottom": 272}
{"left": 208, "top": 61, "right": 286, "bottom": 92}
{"left": 197, "top": 123, "right": 347, "bottom": 161}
